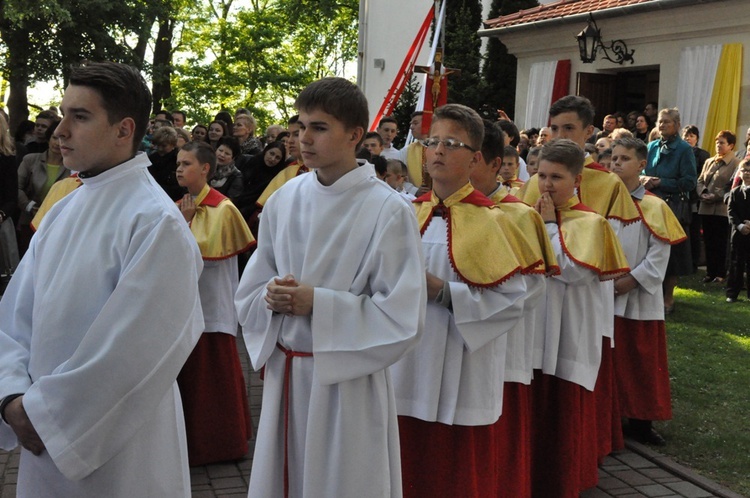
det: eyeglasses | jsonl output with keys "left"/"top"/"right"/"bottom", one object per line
{"left": 421, "top": 138, "right": 476, "bottom": 152}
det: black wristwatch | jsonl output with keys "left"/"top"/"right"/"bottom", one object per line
{"left": 0, "top": 394, "right": 23, "bottom": 424}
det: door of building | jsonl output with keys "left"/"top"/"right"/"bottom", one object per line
{"left": 577, "top": 68, "right": 660, "bottom": 128}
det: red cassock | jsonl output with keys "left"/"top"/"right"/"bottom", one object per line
{"left": 614, "top": 317, "right": 672, "bottom": 420}
{"left": 494, "top": 382, "right": 532, "bottom": 498}
{"left": 530, "top": 372, "right": 599, "bottom": 498}
{"left": 178, "top": 334, "right": 252, "bottom": 466}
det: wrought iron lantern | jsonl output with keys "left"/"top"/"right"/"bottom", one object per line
{"left": 576, "top": 14, "right": 635, "bottom": 65}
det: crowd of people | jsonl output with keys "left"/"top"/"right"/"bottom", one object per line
{"left": 0, "top": 60, "right": 746, "bottom": 498}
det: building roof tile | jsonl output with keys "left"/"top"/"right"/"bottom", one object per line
{"left": 484, "top": 0, "right": 653, "bottom": 29}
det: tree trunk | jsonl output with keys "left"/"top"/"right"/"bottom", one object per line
{"left": 152, "top": 16, "right": 174, "bottom": 112}
{"left": 1, "top": 25, "right": 31, "bottom": 134}
{"left": 133, "top": 14, "right": 157, "bottom": 70}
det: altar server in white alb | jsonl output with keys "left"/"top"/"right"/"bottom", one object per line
{"left": 390, "top": 104, "right": 544, "bottom": 498}
{"left": 0, "top": 62, "right": 204, "bottom": 497}
{"left": 610, "top": 137, "right": 684, "bottom": 446}
{"left": 235, "top": 77, "right": 426, "bottom": 498}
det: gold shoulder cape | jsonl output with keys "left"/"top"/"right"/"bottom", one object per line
{"left": 490, "top": 188, "right": 560, "bottom": 276}
{"left": 181, "top": 184, "right": 256, "bottom": 260}
{"left": 414, "top": 183, "right": 535, "bottom": 287}
{"left": 557, "top": 197, "right": 630, "bottom": 281}
{"left": 636, "top": 192, "right": 687, "bottom": 244}
{"left": 31, "top": 175, "right": 82, "bottom": 231}
{"left": 519, "top": 158, "right": 640, "bottom": 224}
{"left": 405, "top": 141, "right": 425, "bottom": 186}
{"left": 256, "top": 161, "right": 309, "bottom": 208}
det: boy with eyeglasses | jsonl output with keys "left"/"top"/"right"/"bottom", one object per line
{"left": 390, "top": 103, "right": 542, "bottom": 498}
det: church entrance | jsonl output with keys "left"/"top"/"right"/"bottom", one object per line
{"left": 576, "top": 67, "right": 660, "bottom": 127}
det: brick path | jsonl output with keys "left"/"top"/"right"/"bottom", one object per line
{"left": 0, "top": 335, "right": 745, "bottom": 497}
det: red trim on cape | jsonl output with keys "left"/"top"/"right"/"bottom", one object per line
{"left": 556, "top": 208, "right": 629, "bottom": 280}
{"left": 585, "top": 161, "right": 610, "bottom": 173}
{"left": 414, "top": 189, "right": 495, "bottom": 208}
{"left": 414, "top": 192, "right": 432, "bottom": 203}
{"left": 461, "top": 189, "right": 496, "bottom": 207}
{"left": 200, "top": 187, "right": 227, "bottom": 207}
{"left": 633, "top": 199, "right": 687, "bottom": 245}
{"left": 499, "top": 194, "right": 525, "bottom": 204}
{"left": 443, "top": 206, "right": 523, "bottom": 288}
{"left": 570, "top": 202, "right": 595, "bottom": 213}
{"left": 201, "top": 240, "right": 257, "bottom": 261}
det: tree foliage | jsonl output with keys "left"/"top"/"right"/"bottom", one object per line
{"left": 169, "top": 0, "right": 358, "bottom": 129}
{"left": 0, "top": 0, "right": 537, "bottom": 134}
{"left": 0, "top": 0, "right": 358, "bottom": 132}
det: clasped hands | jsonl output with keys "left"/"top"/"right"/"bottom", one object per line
{"left": 265, "top": 274, "right": 314, "bottom": 316}
{"left": 4, "top": 396, "right": 45, "bottom": 456}
{"left": 534, "top": 193, "right": 556, "bottom": 223}
{"left": 639, "top": 176, "right": 661, "bottom": 190}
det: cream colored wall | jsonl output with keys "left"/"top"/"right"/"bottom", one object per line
{"left": 358, "top": 0, "right": 435, "bottom": 128}
{"left": 496, "top": 0, "right": 750, "bottom": 137}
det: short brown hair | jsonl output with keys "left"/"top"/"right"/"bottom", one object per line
{"left": 612, "top": 137, "right": 648, "bottom": 161}
{"left": 539, "top": 138, "right": 585, "bottom": 176}
{"left": 433, "top": 104, "right": 484, "bottom": 152}
{"left": 295, "top": 77, "right": 368, "bottom": 136}
{"left": 69, "top": 61, "right": 152, "bottom": 154}
{"left": 715, "top": 130, "right": 736, "bottom": 146}
{"left": 181, "top": 141, "right": 217, "bottom": 180}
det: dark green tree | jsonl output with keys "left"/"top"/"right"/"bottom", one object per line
{"left": 0, "top": 0, "right": 161, "bottom": 131}
{"left": 443, "top": 0, "right": 485, "bottom": 110}
{"left": 482, "top": 0, "right": 539, "bottom": 121}
{"left": 391, "top": 76, "right": 421, "bottom": 149}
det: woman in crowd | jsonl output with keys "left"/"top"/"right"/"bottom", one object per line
{"left": 207, "top": 120, "right": 230, "bottom": 150}
{"left": 696, "top": 131, "right": 739, "bottom": 283}
{"left": 235, "top": 141, "right": 287, "bottom": 220}
{"left": 175, "top": 128, "right": 191, "bottom": 149}
{"left": 148, "top": 126, "right": 183, "bottom": 201}
{"left": 215, "top": 110, "right": 234, "bottom": 129}
{"left": 211, "top": 136, "right": 244, "bottom": 205}
{"left": 0, "top": 115, "right": 17, "bottom": 277}
{"left": 191, "top": 124, "right": 209, "bottom": 143}
{"left": 232, "top": 114, "right": 263, "bottom": 156}
{"left": 17, "top": 122, "right": 70, "bottom": 227}
{"left": 642, "top": 108, "right": 697, "bottom": 313}
{"left": 626, "top": 111, "right": 639, "bottom": 132}
{"left": 595, "top": 136, "right": 612, "bottom": 156}
{"left": 682, "top": 125, "right": 712, "bottom": 269}
{"left": 635, "top": 113, "right": 651, "bottom": 142}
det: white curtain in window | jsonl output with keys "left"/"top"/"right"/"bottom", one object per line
{"left": 676, "top": 44, "right": 722, "bottom": 137}
{"left": 524, "top": 61, "right": 558, "bottom": 130}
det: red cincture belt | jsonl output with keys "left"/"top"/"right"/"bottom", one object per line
{"left": 276, "top": 342, "right": 313, "bottom": 498}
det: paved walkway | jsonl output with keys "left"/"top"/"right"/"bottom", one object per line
{"left": 0, "top": 336, "right": 745, "bottom": 498}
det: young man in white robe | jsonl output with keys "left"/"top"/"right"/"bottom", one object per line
{"left": 234, "top": 77, "right": 426, "bottom": 498}
{"left": 0, "top": 61, "right": 204, "bottom": 497}
{"left": 519, "top": 96, "right": 641, "bottom": 466}
{"left": 610, "top": 138, "right": 683, "bottom": 446}
{"left": 390, "top": 104, "right": 542, "bottom": 498}
{"left": 531, "top": 139, "right": 629, "bottom": 497}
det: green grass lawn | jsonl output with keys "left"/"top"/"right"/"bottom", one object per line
{"left": 657, "top": 273, "right": 750, "bottom": 495}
